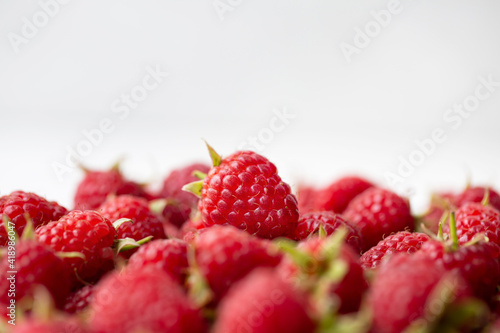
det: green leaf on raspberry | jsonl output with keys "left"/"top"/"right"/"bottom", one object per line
{"left": 481, "top": 188, "right": 490, "bottom": 206}
{"left": 182, "top": 180, "right": 204, "bottom": 198}
{"left": 56, "top": 251, "right": 86, "bottom": 260}
{"left": 20, "top": 214, "right": 35, "bottom": 241}
{"left": 187, "top": 245, "right": 213, "bottom": 307}
{"left": 204, "top": 140, "right": 222, "bottom": 167}
{"left": 449, "top": 212, "right": 459, "bottom": 251}
{"left": 114, "top": 236, "right": 153, "bottom": 254}
{"left": 112, "top": 218, "right": 134, "bottom": 230}
{"left": 192, "top": 170, "right": 208, "bottom": 180}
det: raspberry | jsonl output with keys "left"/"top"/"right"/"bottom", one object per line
{"left": 0, "top": 240, "right": 71, "bottom": 312}
{"left": 64, "top": 285, "right": 93, "bottom": 314}
{"left": 90, "top": 268, "right": 207, "bottom": 333}
{"left": 453, "top": 202, "right": 500, "bottom": 246}
{"left": 98, "top": 195, "right": 166, "bottom": 247}
{"left": 360, "top": 231, "right": 430, "bottom": 269}
{"left": 36, "top": 210, "right": 116, "bottom": 284}
{"left": 292, "top": 211, "right": 363, "bottom": 253}
{"left": 74, "top": 168, "right": 150, "bottom": 210}
{"left": 0, "top": 191, "right": 67, "bottom": 245}
{"left": 159, "top": 163, "right": 210, "bottom": 227}
{"left": 369, "top": 254, "right": 470, "bottom": 333}
{"left": 279, "top": 237, "right": 368, "bottom": 314}
{"left": 416, "top": 240, "right": 500, "bottom": 301}
{"left": 344, "top": 187, "right": 414, "bottom": 252}
{"left": 212, "top": 268, "right": 315, "bottom": 333}
{"left": 11, "top": 318, "right": 88, "bottom": 333}
{"left": 127, "top": 239, "right": 189, "bottom": 284}
{"left": 192, "top": 225, "right": 282, "bottom": 303}
{"left": 316, "top": 176, "right": 374, "bottom": 213}
{"left": 454, "top": 186, "right": 500, "bottom": 211}
{"left": 297, "top": 185, "right": 320, "bottom": 214}
{"left": 197, "top": 149, "right": 299, "bottom": 239}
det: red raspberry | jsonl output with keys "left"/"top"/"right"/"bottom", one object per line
{"left": 454, "top": 186, "right": 500, "bottom": 211}
{"left": 416, "top": 240, "right": 500, "bottom": 301}
{"left": 280, "top": 237, "right": 368, "bottom": 314}
{"left": 360, "top": 231, "right": 430, "bottom": 269}
{"left": 344, "top": 187, "right": 414, "bottom": 252}
{"left": 90, "top": 268, "right": 207, "bottom": 333}
{"left": 420, "top": 192, "right": 455, "bottom": 233}
{"left": 36, "top": 210, "right": 116, "bottom": 284}
{"left": 421, "top": 187, "right": 500, "bottom": 233}
{"left": 369, "top": 254, "right": 471, "bottom": 333}
{"left": 11, "top": 318, "right": 88, "bottom": 333}
{"left": 212, "top": 268, "right": 315, "bottom": 333}
{"left": 127, "top": 239, "right": 189, "bottom": 284}
{"left": 0, "top": 240, "right": 71, "bottom": 311}
{"left": 98, "top": 195, "right": 166, "bottom": 251}
{"left": 193, "top": 225, "right": 282, "bottom": 303}
{"left": 452, "top": 202, "right": 500, "bottom": 246}
{"left": 292, "top": 211, "right": 363, "bottom": 253}
{"left": 297, "top": 185, "right": 320, "bottom": 213}
{"left": 198, "top": 150, "right": 299, "bottom": 239}
{"left": 0, "top": 191, "right": 67, "bottom": 245}
{"left": 64, "top": 285, "right": 93, "bottom": 314}
{"left": 159, "top": 163, "right": 210, "bottom": 227}
{"left": 316, "top": 176, "right": 374, "bottom": 213}
{"left": 74, "top": 168, "right": 150, "bottom": 210}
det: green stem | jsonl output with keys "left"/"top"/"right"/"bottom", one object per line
{"left": 449, "top": 212, "right": 459, "bottom": 250}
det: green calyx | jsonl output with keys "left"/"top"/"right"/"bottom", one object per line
{"left": 193, "top": 170, "right": 207, "bottom": 180}
{"left": 112, "top": 218, "right": 134, "bottom": 230}
{"left": 182, "top": 141, "right": 222, "bottom": 198}
{"left": 449, "top": 212, "right": 459, "bottom": 251}
{"left": 404, "top": 274, "right": 489, "bottom": 333}
{"left": 204, "top": 140, "right": 222, "bottom": 167}
{"left": 56, "top": 251, "right": 86, "bottom": 261}
{"left": 481, "top": 188, "right": 490, "bottom": 206}
{"left": 114, "top": 236, "right": 153, "bottom": 254}
{"left": 3, "top": 216, "right": 18, "bottom": 243}
{"left": 182, "top": 180, "right": 204, "bottom": 198}
{"left": 186, "top": 244, "right": 213, "bottom": 307}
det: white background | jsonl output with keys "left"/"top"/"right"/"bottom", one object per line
{"left": 1, "top": 1, "right": 499, "bottom": 212}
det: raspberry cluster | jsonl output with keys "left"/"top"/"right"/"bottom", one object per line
{"left": 1, "top": 146, "right": 500, "bottom": 333}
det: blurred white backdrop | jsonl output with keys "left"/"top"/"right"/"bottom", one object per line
{"left": 1, "top": 0, "right": 499, "bottom": 212}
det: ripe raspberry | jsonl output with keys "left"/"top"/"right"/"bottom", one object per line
{"left": 369, "top": 254, "right": 469, "bottom": 333}
{"left": 0, "top": 191, "right": 67, "bottom": 245}
{"left": 420, "top": 192, "right": 455, "bottom": 233}
{"left": 127, "top": 239, "right": 189, "bottom": 284}
{"left": 297, "top": 185, "right": 320, "bottom": 214}
{"left": 360, "top": 231, "right": 430, "bottom": 269}
{"left": 452, "top": 202, "right": 500, "bottom": 246}
{"left": 193, "top": 225, "right": 282, "bottom": 303}
{"left": 316, "top": 176, "right": 374, "bottom": 213}
{"left": 416, "top": 240, "right": 500, "bottom": 301}
{"left": 421, "top": 187, "right": 500, "bottom": 233}
{"left": 98, "top": 195, "right": 166, "bottom": 244}
{"left": 212, "top": 268, "right": 315, "bottom": 333}
{"left": 74, "top": 168, "right": 149, "bottom": 210}
{"left": 36, "top": 210, "right": 116, "bottom": 284}
{"left": 280, "top": 237, "right": 368, "bottom": 314}
{"left": 344, "top": 187, "right": 414, "bottom": 252}
{"left": 180, "top": 217, "right": 206, "bottom": 241}
{"left": 454, "top": 186, "right": 500, "bottom": 211}
{"left": 11, "top": 318, "right": 88, "bottom": 333}
{"left": 292, "top": 211, "right": 363, "bottom": 253}
{"left": 64, "top": 285, "right": 93, "bottom": 314}
{"left": 196, "top": 149, "right": 299, "bottom": 239}
{"left": 159, "top": 163, "right": 210, "bottom": 227}
{"left": 0, "top": 240, "right": 71, "bottom": 311}
{"left": 90, "top": 268, "right": 207, "bottom": 333}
